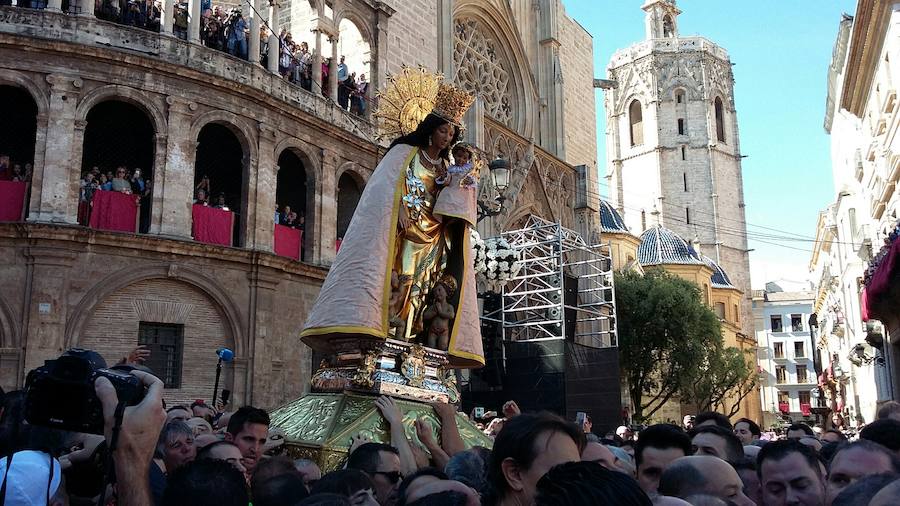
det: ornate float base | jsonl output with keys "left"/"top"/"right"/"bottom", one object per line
{"left": 269, "top": 391, "right": 493, "bottom": 472}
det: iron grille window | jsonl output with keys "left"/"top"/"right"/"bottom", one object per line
{"left": 138, "top": 322, "right": 184, "bottom": 388}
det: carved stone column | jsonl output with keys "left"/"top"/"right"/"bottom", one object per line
{"left": 36, "top": 75, "right": 82, "bottom": 224}
{"left": 158, "top": 96, "right": 198, "bottom": 238}
{"left": 249, "top": 0, "right": 261, "bottom": 64}
{"left": 79, "top": 0, "right": 94, "bottom": 17}
{"left": 249, "top": 123, "right": 277, "bottom": 252}
{"left": 188, "top": 0, "right": 201, "bottom": 42}
{"left": 316, "top": 149, "right": 338, "bottom": 265}
{"left": 246, "top": 268, "right": 281, "bottom": 407}
{"left": 312, "top": 29, "right": 323, "bottom": 94}
{"left": 373, "top": 4, "right": 393, "bottom": 100}
{"left": 162, "top": 0, "right": 175, "bottom": 34}
{"left": 328, "top": 36, "right": 338, "bottom": 101}
{"left": 267, "top": 0, "right": 279, "bottom": 73}
{"left": 21, "top": 248, "right": 78, "bottom": 374}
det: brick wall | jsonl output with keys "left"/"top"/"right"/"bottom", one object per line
{"left": 381, "top": 0, "right": 439, "bottom": 75}
{"left": 80, "top": 278, "right": 232, "bottom": 408}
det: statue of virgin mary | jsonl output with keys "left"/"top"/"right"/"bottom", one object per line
{"left": 301, "top": 67, "right": 484, "bottom": 368}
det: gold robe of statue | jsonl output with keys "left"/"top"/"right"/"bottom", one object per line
{"left": 301, "top": 144, "right": 484, "bottom": 368}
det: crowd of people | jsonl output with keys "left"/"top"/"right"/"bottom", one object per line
{"left": 16, "top": 0, "right": 371, "bottom": 116}
{"left": 275, "top": 204, "right": 306, "bottom": 230}
{"left": 7, "top": 347, "right": 900, "bottom": 505}
{"left": 0, "top": 155, "right": 33, "bottom": 183}
{"left": 79, "top": 166, "right": 152, "bottom": 231}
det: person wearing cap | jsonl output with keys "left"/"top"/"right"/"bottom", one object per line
{"left": 0, "top": 450, "right": 67, "bottom": 505}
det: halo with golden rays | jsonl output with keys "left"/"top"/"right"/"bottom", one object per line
{"left": 374, "top": 66, "right": 444, "bottom": 141}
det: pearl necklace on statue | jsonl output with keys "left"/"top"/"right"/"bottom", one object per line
{"left": 420, "top": 149, "right": 442, "bottom": 166}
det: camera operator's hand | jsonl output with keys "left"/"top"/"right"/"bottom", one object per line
{"left": 95, "top": 370, "right": 165, "bottom": 506}
{"left": 124, "top": 345, "right": 151, "bottom": 365}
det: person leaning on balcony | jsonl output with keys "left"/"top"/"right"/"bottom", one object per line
{"left": 111, "top": 166, "right": 133, "bottom": 193}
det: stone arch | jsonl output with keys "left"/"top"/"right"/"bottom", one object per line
{"left": 274, "top": 137, "right": 319, "bottom": 258}
{"left": 714, "top": 96, "right": 726, "bottom": 143}
{"left": 335, "top": 160, "right": 369, "bottom": 186}
{"left": 0, "top": 71, "right": 49, "bottom": 117}
{"left": 503, "top": 204, "right": 539, "bottom": 231}
{"left": 64, "top": 264, "right": 246, "bottom": 357}
{"left": 189, "top": 110, "right": 258, "bottom": 164}
{"left": 453, "top": 1, "right": 537, "bottom": 138}
{"left": 76, "top": 85, "right": 167, "bottom": 135}
{"left": 0, "top": 294, "right": 19, "bottom": 350}
{"left": 273, "top": 136, "right": 321, "bottom": 173}
{"left": 333, "top": 8, "right": 374, "bottom": 49}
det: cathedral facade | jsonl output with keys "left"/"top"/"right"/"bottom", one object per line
{"left": 604, "top": 0, "right": 759, "bottom": 421}
{"left": 0, "top": 0, "right": 600, "bottom": 412}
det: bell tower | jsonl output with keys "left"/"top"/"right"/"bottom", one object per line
{"left": 642, "top": 0, "right": 681, "bottom": 40}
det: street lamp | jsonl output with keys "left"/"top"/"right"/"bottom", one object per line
{"left": 477, "top": 156, "right": 510, "bottom": 222}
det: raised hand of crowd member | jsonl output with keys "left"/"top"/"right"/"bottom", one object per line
{"left": 414, "top": 417, "right": 449, "bottom": 469}
{"left": 433, "top": 401, "right": 466, "bottom": 457}
{"left": 122, "top": 344, "right": 151, "bottom": 365}
{"left": 374, "top": 395, "right": 417, "bottom": 476}
{"left": 503, "top": 400, "right": 521, "bottom": 419}
{"left": 95, "top": 369, "right": 166, "bottom": 506}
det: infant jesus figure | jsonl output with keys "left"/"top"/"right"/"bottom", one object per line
{"left": 422, "top": 274, "right": 458, "bottom": 351}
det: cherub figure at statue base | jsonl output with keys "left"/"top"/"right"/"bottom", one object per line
{"left": 388, "top": 271, "right": 413, "bottom": 340}
{"left": 423, "top": 274, "right": 457, "bottom": 351}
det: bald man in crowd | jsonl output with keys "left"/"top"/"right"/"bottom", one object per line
{"left": 657, "top": 455, "right": 754, "bottom": 505}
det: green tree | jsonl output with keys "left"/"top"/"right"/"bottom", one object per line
{"left": 683, "top": 345, "right": 758, "bottom": 418}
{"left": 614, "top": 270, "right": 722, "bottom": 422}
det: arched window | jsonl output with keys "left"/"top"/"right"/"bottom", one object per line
{"left": 663, "top": 15, "right": 675, "bottom": 38}
{"left": 714, "top": 97, "right": 726, "bottom": 143}
{"left": 629, "top": 99, "right": 644, "bottom": 147}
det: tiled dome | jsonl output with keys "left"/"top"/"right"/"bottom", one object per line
{"left": 599, "top": 200, "right": 630, "bottom": 234}
{"left": 637, "top": 225, "right": 704, "bottom": 266}
{"left": 702, "top": 255, "right": 736, "bottom": 289}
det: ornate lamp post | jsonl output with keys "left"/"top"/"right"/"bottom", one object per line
{"left": 477, "top": 157, "right": 511, "bottom": 222}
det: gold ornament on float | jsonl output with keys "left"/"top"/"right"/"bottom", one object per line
{"left": 374, "top": 66, "right": 444, "bottom": 140}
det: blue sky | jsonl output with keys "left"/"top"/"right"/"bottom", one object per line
{"left": 564, "top": 0, "right": 857, "bottom": 288}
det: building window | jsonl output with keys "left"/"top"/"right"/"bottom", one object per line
{"left": 663, "top": 14, "right": 675, "bottom": 38}
{"left": 683, "top": 172, "right": 688, "bottom": 192}
{"left": 791, "top": 314, "right": 803, "bottom": 332}
{"left": 629, "top": 99, "right": 644, "bottom": 147}
{"left": 681, "top": 145, "right": 687, "bottom": 160}
{"left": 774, "top": 342, "right": 784, "bottom": 359}
{"left": 794, "top": 341, "right": 805, "bottom": 358}
{"left": 715, "top": 97, "right": 726, "bottom": 142}
{"left": 676, "top": 90, "right": 684, "bottom": 104}
{"left": 677, "top": 118, "right": 685, "bottom": 135}
{"left": 776, "top": 366, "right": 787, "bottom": 384}
{"left": 734, "top": 304, "right": 739, "bottom": 323}
{"left": 777, "top": 390, "right": 790, "bottom": 413}
{"left": 771, "top": 315, "right": 783, "bottom": 332}
{"left": 796, "top": 365, "right": 808, "bottom": 383}
{"left": 686, "top": 207, "right": 691, "bottom": 224}
{"left": 138, "top": 322, "right": 184, "bottom": 389}
{"left": 714, "top": 302, "right": 726, "bottom": 319}
{"left": 799, "top": 390, "right": 811, "bottom": 406}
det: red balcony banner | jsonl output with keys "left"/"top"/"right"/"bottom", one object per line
{"left": 192, "top": 204, "right": 234, "bottom": 246}
{"left": 800, "top": 403, "right": 811, "bottom": 416}
{"left": 868, "top": 240, "right": 900, "bottom": 308}
{"left": 0, "top": 181, "right": 27, "bottom": 221}
{"left": 274, "top": 224, "right": 302, "bottom": 260}
{"left": 89, "top": 190, "right": 138, "bottom": 233}
{"left": 778, "top": 401, "right": 789, "bottom": 414}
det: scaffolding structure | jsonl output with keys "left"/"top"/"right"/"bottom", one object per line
{"left": 496, "top": 215, "right": 617, "bottom": 347}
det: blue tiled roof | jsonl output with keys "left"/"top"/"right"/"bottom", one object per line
{"left": 599, "top": 200, "right": 630, "bottom": 234}
{"left": 702, "top": 255, "right": 736, "bottom": 289}
{"left": 637, "top": 225, "right": 704, "bottom": 266}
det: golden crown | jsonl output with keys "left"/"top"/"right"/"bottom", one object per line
{"left": 432, "top": 83, "right": 475, "bottom": 126}
{"left": 374, "top": 65, "right": 443, "bottom": 140}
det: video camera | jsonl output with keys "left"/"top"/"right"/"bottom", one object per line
{"left": 25, "top": 348, "right": 145, "bottom": 435}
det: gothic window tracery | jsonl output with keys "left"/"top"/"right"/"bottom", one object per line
{"left": 453, "top": 17, "right": 514, "bottom": 128}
